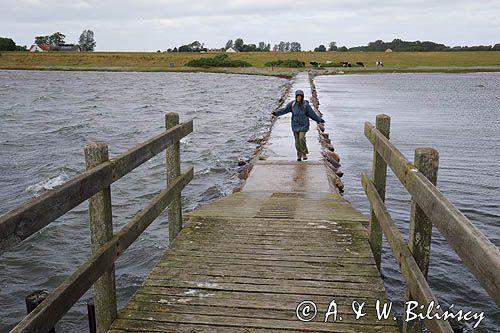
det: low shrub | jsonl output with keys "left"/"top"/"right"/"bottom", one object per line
{"left": 265, "top": 59, "right": 305, "bottom": 68}
{"left": 185, "top": 54, "right": 252, "bottom": 67}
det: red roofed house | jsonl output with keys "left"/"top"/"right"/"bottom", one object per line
{"left": 29, "top": 44, "right": 50, "bottom": 52}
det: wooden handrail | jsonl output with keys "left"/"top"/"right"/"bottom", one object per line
{"left": 364, "top": 119, "right": 500, "bottom": 306}
{"left": 0, "top": 120, "right": 193, "bottom": 254}
{"left": 11, "top": 167, "right": 193, "bottom": 333}
{"left": 362, "top": 172, "right": 453, "bottom": 333}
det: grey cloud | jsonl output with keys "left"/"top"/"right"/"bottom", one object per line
{"left": 1, "top": 0, "right": 499, "bottom": 51}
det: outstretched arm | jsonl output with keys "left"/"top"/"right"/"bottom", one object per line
{"left": 272, "top": 101, "right": 292, "bottom": 117}
{"left": 306, "top": 104, "right": 325, "bottom": 123}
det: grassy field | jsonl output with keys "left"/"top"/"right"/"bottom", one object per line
{"left": 1, "top": 51, "right": 499, "bottom": 75}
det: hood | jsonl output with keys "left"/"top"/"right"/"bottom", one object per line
{"left": 295, "top": 90, "right": 305, "bottom": 102}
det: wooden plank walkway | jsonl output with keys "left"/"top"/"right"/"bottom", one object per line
{"left": 108, "top": 167, "right": 399, "bottom": 332}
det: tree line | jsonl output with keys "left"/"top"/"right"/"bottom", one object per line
{"left": 0, "top": 30, "right": 96, "bottom": 51}
{"left": 34, "top": 30, "right": 96, "bottom": 51}
{"left": 348, "top": 39, "right": 500, "bottom": 52}
{"left": 168, "top": 38, "right": 500, "bottom": 53}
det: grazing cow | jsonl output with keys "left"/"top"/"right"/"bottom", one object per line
{"left": 356, "top": 62, "right": 365, "bottom": 67}
{"left": 376, "top": 61, "right": 384, "bottom": 67}
{"left": 326, "top": 60, "right": 333, "bottom": 64}
{"left": 310, "top": 61, "right": 321, "bottom": 67}
{"left": 341, "top": 62, "right": 352, "bottom": 67}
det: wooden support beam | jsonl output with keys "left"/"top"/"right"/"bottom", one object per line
{"left": 166, "top": 113, "right": 182, "bottom": 241}
{"left": 368, "top": 114, "right": 390, "bottom": 270}
{"left": 404, "top": 148, "right": 439, "bottom": 333}
{"left": 85, "top": 143, "right": 117, "bottom": 333}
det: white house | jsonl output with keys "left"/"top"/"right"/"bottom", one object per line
{"left": 29, "top": 44, "right": 50, "bottom": 52}
{"left": 225, "top": 47, "right": 238, "bottom": 53}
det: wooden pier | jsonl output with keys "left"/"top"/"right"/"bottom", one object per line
{"left": 108, "top": 161, "right": 399, "bottom": 332}
{"left": 1, "top": 73, "right": 499, "bottom": 333}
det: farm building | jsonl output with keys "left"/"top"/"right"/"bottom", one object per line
{"left": 29, "top": 44, "right": 50, "bottom": 52}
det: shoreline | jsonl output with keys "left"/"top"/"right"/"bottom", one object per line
{"left": 2, "top": 65, "right": 500, "bottom": 77}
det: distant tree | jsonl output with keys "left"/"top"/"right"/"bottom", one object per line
{"left": 35, "top": 36, "right": 49, "bottom": 45}
{"left": 177, "top": 41, "right": 206, "bottom": 52}
{"left": 79, "top": 29, "right": 96, "bottom": 51}
{"left": 278, "top": 41, "right": 286, "bottom": 52}
{"left": 314, "top": 44, "right": 327, "bottom": 52}
{"left": 258, "top": 41, "right": 267, "bottom": 51}
{"left": 241, "top": 43, "right": 258, "bottom": 52}
{"left": 173, "top": 47, "right": 178, "bottom": 52}
{"left": 266, "top": 43, "right": 271, "bottom": 51}
{"left": 225, "top": 39, "right": 233, "bottom": 50}
{"left": 234, "top": 38, "right": 244, "bottom": 51}
{"left": 290, "top": 42, "right": 301, "bottom": 52}
{"left": 0, "top": 37, "right": 16, "bottom": 51}
{"left": 337, "top": 46, "right": 348, "bottom": 52}
{"left": 493, "top": 43, "right": 500, "bottom": 51}
{"left": 49, "top": 32, "right": 66, "bottom": 47}
{"left": 328, "top": 41, "right": 337, "bottom": 51}
{"left": 285, "top": 42, "right": 291, "bottom": 51}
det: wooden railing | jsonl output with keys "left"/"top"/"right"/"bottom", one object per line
{"left": 362, "top": 114, "right": 500, "bottom": 333}
{"left": 0, "top": 113, "right": 193, "bottom": 332}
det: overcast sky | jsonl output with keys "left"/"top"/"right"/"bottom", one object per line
{"left": 1, "top": 0, "right": 499, "bottom": 51}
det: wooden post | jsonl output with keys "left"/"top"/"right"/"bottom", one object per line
{"left": 369, "top": 114, "right": 390, "bottom": 270}
{"left": 25, "top": 290, "right": 55, "bottom": 333}
{"left": 87, "top": 302, "right": 97, "bottom": 333}
{"left": 166, "top": 113, "right": 182, "bottom": 241}
{"left": 84, "top": 143, "right": 117, "bottom": 333}
{"left": 403, "top": 147, "right": 439, "bottom": 333}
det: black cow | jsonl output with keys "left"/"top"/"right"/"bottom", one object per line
{"left": 356, "top": 62, "right": 365, "bottom": 67}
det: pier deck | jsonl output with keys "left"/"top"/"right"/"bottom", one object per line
{"left": 108, "top": 163, "right": 398, "bottom": 332}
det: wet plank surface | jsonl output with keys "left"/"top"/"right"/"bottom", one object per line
{"left": 109, "top": 190, "right": 400, "bottom": 332}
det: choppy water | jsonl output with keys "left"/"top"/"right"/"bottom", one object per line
{"left": 315, "top": 73, "right": 500, "bottom": 332}
{"left": 0, "top": 70, "right": 288, "bottom": 331}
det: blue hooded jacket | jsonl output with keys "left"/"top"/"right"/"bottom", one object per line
{"left": 274, "top": 90, "right": 324, "bottom": 132}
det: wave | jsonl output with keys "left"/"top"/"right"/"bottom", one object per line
{"left": 25, "top": 172, "right": 70, "bottom": 197}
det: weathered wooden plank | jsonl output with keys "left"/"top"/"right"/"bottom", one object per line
{"left": 165, "top": 246, "right": 375, "bottom": 258}
{"left": 132, "top": 290, "right": 390, "bottom": 306}
{"left": 162, "top": 251, "right": 377, "bottom": 264}
{"left": 361, "top": 172, "right": 453, "bottom": 333}
{"left": 111, "top": 319, "right": 322, "bottom": 333}
{"left": 365, "top": 120, "right": 500, "bottom": 305}
{"left": 151, "top": 263, "right": 382, "bottom": 278}
{"left": 120, "top": 302, "right": 394, "bottom": 325}
{"left": 133, "top": 288, "right": 391, "bottom": 306}
{"left": 114, "top": 311, "right": 400, "bottom": 333}
{"left": 145, "top": 275, "right": 385, "bottom": 292}
{"left": 139, "top": 283, "right": 386, "bottom": 299}
{"left": 11, "top": 168, "right": 193, "bottom": 333}
{"left": 149, "top": 268, "right": 383, "bottom": 284}
{"left": 156, "top": 257, "right": 381, "bottom": 273}
{"left": 0, "top": 120, "right": 193, "bottom": 254}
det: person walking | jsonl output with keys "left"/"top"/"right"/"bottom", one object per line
{"left": 272, "top": 89, "right": 325, "bottom": 161}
